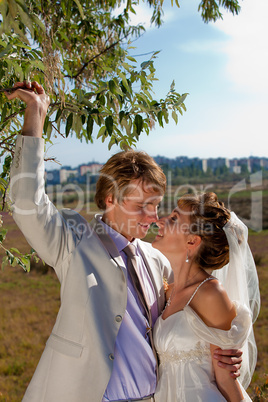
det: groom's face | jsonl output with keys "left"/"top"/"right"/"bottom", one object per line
{"left": 103, "top": 179, "right": 163, "bottom": 241}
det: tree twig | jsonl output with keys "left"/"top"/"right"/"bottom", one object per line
{"left": 0, "top": 109, "right": 26, "bottom": 129}
{"left": 0, "top": 133, "right": 17, "bottom": 146}
{"left": 51, "top": 123, "right": 65, "bottom": 138}
{"left": 0, "top": 87, "right": 18, "bottom": 93}
{"left": 1, "top": 177, "right": 10, "bottom": 211}
{"left": 64, "top": 33, "right": 129, "bottom": 80}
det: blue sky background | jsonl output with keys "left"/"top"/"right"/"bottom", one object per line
{"left": 45, "top": 0, "right": 268, "bottom": 169}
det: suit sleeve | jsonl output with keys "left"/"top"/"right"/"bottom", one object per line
{"left": 9, "top": 135, "right": 84, "bottom": 273}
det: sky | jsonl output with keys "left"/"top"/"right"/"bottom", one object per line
{"left": 45, "top": 0, "right": 268, "bottom": 169}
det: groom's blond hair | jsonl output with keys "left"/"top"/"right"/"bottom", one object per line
{"left": 95, "top": 149, "right": 166, "bottom": 210}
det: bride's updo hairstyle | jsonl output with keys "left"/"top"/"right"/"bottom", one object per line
{"left": 177, "top": 192, "right": 231, "bottom": 271}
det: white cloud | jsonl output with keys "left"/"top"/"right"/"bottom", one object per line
{"left": 214, "top": 0, "right": 268, "bottom": 93}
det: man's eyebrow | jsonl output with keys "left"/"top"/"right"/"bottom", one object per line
{"left": 137, "top": 200, "right": 160, "bottom": 205}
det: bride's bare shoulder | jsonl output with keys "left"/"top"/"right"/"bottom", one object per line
{"left": 190, "top": 279, "right": 236, "bottom": 330}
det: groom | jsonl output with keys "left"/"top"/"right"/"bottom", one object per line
{"left": 6, "top": 82, "right": 242, "bottom": 402}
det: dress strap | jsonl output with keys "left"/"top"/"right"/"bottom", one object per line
{"left": 185, "top": 277, "right": 215, "bottom": 308}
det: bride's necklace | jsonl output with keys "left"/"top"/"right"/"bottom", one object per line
{"left": 165, "top": 269, "right": 202, "bottom": 309}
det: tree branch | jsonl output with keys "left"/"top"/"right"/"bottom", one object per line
{"left": 64, "top": 34, "right": 129, "bottom": 80}
{"left": 0, "top": 108, "right": 26, "bottom": 129}
{"left": 0, "top": 143, "right": 15, "bottom": 155}
{"left": 0, "top": 133, "right": 17, "bottom": 147}
{"left": 51, "top": 123, "right": 65, "bottom": 138}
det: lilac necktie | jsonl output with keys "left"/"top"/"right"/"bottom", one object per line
{"left": 123, "top": 244, "right": 158, "bottom": 376}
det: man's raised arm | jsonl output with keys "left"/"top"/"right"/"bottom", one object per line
{"left": 5, "top": 82, "right": 84, "bottom": 271}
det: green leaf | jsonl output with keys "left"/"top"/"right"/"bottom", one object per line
{"left": 170, "top": 80, "right": 175, "bottom": 92}
{"left": 141, "top": 60, "right": 152, "bottom": 70}
{"left": 43, "top": 115, "right": 49, "bottom": 134}
{"left": 0, "top": 44, "right": 13, "bottom": 58}
{"left": 108, "top": 80, "right": 116, "bottom": 95}
{"left": 121, "top": 117, "right": 132, "bottom": 136}
{"left": 73, "top": 113, "right": 83, "bottom": 137}
{"left": 105, "top": 116, "right": 113, "bottom": 136}
{"left": 1, "top": 256, "right": 9, "bottom": 270}
{"left": 119, "top": 110, "right": 125, "bottom": 123}
{"left": 97, "top": 125, "right": 106, "bottom": 139}
{"left": 46, "top": 121, "right": 52, "bottom": 140}
{"left": 19, "top": 256, "right": 31, "bottom": 272}
{"left": 157, "top": 111, "right": 164, "bottom": 128}
{"left": 55, "top": 108, "right": 62, "bottom": 122}
{"left": 9, "top": 247, "right": 22, "bottom": 255}
{"left": 0, "top": 229, "right": 8, "bottom": 243}
{"left": 134, "top": 114, "right": 143, "bottom": 135}
{"left": 66, "top": 113, "right": 73, "bottom": 137}
{"left": 174, "top": 93, "right": 188, "bottom": 106}
{"left": 126, "top": 56, "right": 137, "bottom": 63}
{"left": 172, "top": 110, "right": 178, "bottom": 124}
{"left": 1, "top": 103, "right": 7, "bottom": 123}
{"left": 6, "top": 250, "right": 14, "bottom": 265}
{"left": 163, "top": 110, "right": 169, "bottom": 124}
{"left": 108, "top": 137, "right": 116, "bottom": 150}
{"left": 73, "top": 0, "right": 85, "bottom": 20}
{"left": 121, "top": 62, "right": 132, "bottom": 71}
{"left": 86, "top": 115, "right": 94, "bottom": 139}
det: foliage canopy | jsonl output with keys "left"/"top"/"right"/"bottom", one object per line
{"left": 0, "top": 0, "right": 241, "bottom": 270}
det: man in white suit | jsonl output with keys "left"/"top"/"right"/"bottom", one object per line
{"left": 6, "top": 82, "right": 242, "bottom": 402}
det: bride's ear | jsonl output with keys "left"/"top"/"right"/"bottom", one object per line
{"left": 187, "top": 235, "right": 202, "bottom": 251}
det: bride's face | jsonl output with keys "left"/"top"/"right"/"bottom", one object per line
{"left": 152, "top": 208, "right": 191, "bottom": 258}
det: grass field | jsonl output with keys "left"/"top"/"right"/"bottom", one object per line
{"left": 0, "top": 202, "right": 267, "bottom": 401}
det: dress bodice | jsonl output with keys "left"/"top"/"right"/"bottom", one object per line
{"left": 153, "top": 302, "right": 252, "bottom": 402}
{"left": 154, "top": 310, "right": 211, "bottom": 364}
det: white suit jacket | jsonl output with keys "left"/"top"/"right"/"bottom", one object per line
{"left": 9, "top": 136, "right": 172, "bottom": 402}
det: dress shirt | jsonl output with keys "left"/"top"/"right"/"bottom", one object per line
{"left": 97, "top": 216, "right": 158, "bottom": 401}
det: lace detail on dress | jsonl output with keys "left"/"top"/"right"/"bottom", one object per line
{"left": 158, "top": 341, "right": 210, "bottom": 364}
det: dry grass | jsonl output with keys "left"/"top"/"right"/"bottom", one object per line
{"left": 247, "top": 231, "right": 268, "bottom": 401}
{"left": 0, "top": 268, "right": 60, "bottom": 401}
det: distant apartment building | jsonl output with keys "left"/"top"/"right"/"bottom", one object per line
{"left": 202, "top": 159, "right": 207, "bottom": 173}
{"left": 156, "top": 155, "right": 267, "bottom": 174}
{"left": 80, "top": 163, "right": 103, "bottom": 176}
{"left": 60, "top": 168, "right": 79, "bottom": 183}
{"left": 45, "top": 155, "right": 268, "bottom": 185}
{"left": 45, "top": 169, "right": 60, "bottom": 185}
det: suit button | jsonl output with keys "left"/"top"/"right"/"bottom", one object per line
{"left": 109, "top": 353, "right": 114, "bottom": 360}
{"left": 115, "top": 315, "right": 122, "bottom": 323}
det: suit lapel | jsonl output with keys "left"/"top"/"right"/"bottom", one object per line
{"left": 90, "top": 216, "right": 164, "bottom": 314}
{"left": 136, "top": 241, "right": 163, "bottom": 316}
{"left": 90, "top": 216, "right": 126, "bottom": 279}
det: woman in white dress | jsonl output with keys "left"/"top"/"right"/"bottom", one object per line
{"left": 152, "top": 192, "right": 260, "bottom": 402}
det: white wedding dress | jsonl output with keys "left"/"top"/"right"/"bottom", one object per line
{"left": 153, "top": 281, "right": 253, "bottom": 402}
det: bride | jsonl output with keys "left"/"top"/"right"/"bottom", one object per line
{"left": 152, "top": 192, "right": 260, "bottom": 402}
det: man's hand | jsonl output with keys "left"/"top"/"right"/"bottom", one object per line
{"left": 213, "top": 348, "right": 243, "bottom": 378}
{"left": 5, "top": 81, "right": 50, "bottom": 138}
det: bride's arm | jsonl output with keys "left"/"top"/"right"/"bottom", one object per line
{"left": 190, "top": 280, "right": 246, "bottom": 401}
{"left": 210, "top": 344, "right": 244, "bottom": 402}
